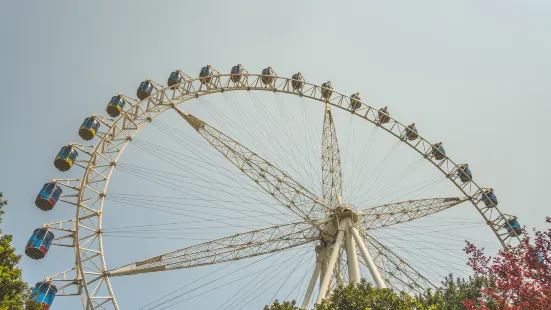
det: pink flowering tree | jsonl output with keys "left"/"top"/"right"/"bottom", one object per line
{"left": 463, "top": 217, "right": 551, "bottom": 309}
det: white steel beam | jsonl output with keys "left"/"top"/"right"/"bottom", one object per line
{"left": 301, "top": 247, "right": 323, "bottom": 309}
{"left": 350, "top": 227, "right": 386, "bottom": 288}
{"left": 316, "top": 227, "right": 345, "bottom": 304}
{"left": 108, "top": 221, "right": 319, "bottom": 277}
{"left": 358, "top": 197, "right": 468, "bottom": 229}
{"left": 344, "top": 218, "right": 360, "bottom": 283}
{"left": 321, "top": 103, "right": 343, "bottom": 209}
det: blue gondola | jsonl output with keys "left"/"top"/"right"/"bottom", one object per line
{"left": 167, "top": 71, "right": 184, "bottom": 88}
{"left": 457, "top": 164, "right": 473, "bottom": 183}
{"left": 378, "top": 106, "right": 390, "bottom": 124}
{"left": 35, "top": 182, "right": 62, "bottom": 211}
{"left": 291, "top": 72, "right": 304, "bottom": 90}
{"left": 481, "top": 189, "right": 498, "bottom": 207}
{"left": 30, "top": 282, "right": 57, "bottom": 310}
{"left": 54, "top": 145, "right": 78, "bottom": 172}
{"left": 431, "top": 142, "right": 446, "bottom": 161}
{"left": 199, "top": 65, "right": 213, "bottom": 84}
{"left": 230, "top": 65, "right": 243, "bottom": 83}
{"left": 25, "top": 228, "right": 55, "bottom": 260}
{"left": 321, "top": 82, "right": 333, "bottom": 100}
{"left": 504, "top": 217, "right": 522, "bottom": 237}
{"left": 106, "top": 95, "right": 126, "bottom": 117}
{"left": 528, "top": 248, "right": 545, "bottom": 263}
{"left": 405, "top": 123, "right": 418, "bottom": 140}
{"left": 137, "top": 80, "right": 154, "bottom": 100}
{"left": 350, "top": 93, "right": 361, "bottom": 110}
{"left": 261, "top": 66, "right": 275, "bottom": 85}
{"left": 79, "top": 116, "right": 100, "bottom": 141}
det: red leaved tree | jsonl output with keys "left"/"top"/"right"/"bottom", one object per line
{"left": 463, "top": 217, "right": 551, "bottom": 309}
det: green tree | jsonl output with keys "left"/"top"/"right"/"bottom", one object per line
{"left": 417, "top": 274, "right": 498, "bottom": 309}
{"left": 264, "top": 300, "right": 300, "bottom": 310}
{"left": 0, "top": 193, "right": 42, "bottom": 310}
{"left": 264, "top": 274, "right": 503, "bottom": 310}
{"left": 264, "top": 279, "right": 427, "bottom": 310}
{"left": 316, "top": 280, "right": 426, "bottom": 310}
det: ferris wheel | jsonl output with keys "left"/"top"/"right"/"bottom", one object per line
{"left": 24, "top": 64, "right": 523, "bottom": 310}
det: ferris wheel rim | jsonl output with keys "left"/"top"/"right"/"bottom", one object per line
{"left": 48, "top": 69, "right": 516, "bottom": 309}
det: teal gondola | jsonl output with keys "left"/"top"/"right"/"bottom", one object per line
{"left": 431, "top": 142, "right": 446, "bottom": 161}
{"left": 291, "top": 72, "right": 304, "bottom": 90}
{"left": 378, "top": 106, "right": 390, "bottom": 124}
{"left": 137, "top": 80, "right": 154, "bottom": 100}
{"left": 405, "top": 123, "right": 418, "bottom": 140}
{"left": 230, "top": 65, "right": 243, "bottom": 83}
{"left": 79, "top": 116, "right": 100, "bottom": 140}
{"left": 54, "top": 145, "right": 78, "bottom": 172}
{"left": 261, "top": 67, "right": 275, "bottom": 85}
{"left": 504, "top": 217, "right": 522, "bottom": 236}
{"left": 35, "top": 182, "right": 62, "bottom": 211}
{"left": 200, "top": 65, "right": 213, "bottom": 84}
{"left": 30, "top": 282, "right": 57, "bottom": 310}
{"left": 457, "top": 164, "right": 472, "bottom": 183}
{"left": 167, "top": 71, "right": 184, "bottom": 88}
{"left": 25, "top": 228, "right": 55, "bottom": 260}
{"left": 481, "top": 189, "right": 498, "bottom": 207}
{"left": 106, "top": 95, "right": 126, "bottom": 117}
{"left": 350, "top": 93, "right": 361, "bottom": 110}
{"left": 321, "top": 81, "right": 333, "bottom": 100}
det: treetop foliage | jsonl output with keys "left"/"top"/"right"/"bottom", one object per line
{"left": 0, "top": 192, "right": 42, "bottom": 310}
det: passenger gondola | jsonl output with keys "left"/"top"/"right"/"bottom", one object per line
{"left": 106, "top": 95, "right": 126, "bottom": 117}
{"left": 54, "top": 145, "right": 78, "bottom": 172}
{"left": 79, "top": 116, "right": 100, "bottom": 140}
{"left": 35, "top": 182, "right": 62, "bottom": 211}
{"left": 25, "top": 228, "right": 55, "bottom": 260}
{"left": 350, "top": 92, "right": 361, "bottom": 110}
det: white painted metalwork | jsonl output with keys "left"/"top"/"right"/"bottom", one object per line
{"left": 34, "top": 65, "right": 521, "bottom": 309}
{"left": 351, "top": 227, "right": 386, "bottom": 289}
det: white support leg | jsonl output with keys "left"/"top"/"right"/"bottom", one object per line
{"left": 336, "top": 257, "right": 344, "bottom": 287}
{"left": 344, "top": 218, "right": 361, "bottom": 283}
{"left": 301, "top": 247, "right": 323, "bottom": 309}
{"left": 350, "top": 227, "right": 387, "bottom": 288}
{"left": 316, "top": 228, "right": 345, "bottom": 305}
{"left": 318, "top": 246, "right": 328, "bottom": 290}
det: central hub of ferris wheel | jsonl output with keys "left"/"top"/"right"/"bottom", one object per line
{"left": 320, "top": 203, "right": 359, "bottom": 244}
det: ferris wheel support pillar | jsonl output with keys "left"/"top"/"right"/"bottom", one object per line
{"left": 345, "top": 218, "right": 361, "bottom": 283}
{"left": 316, "top": 227, "right": 345, "bottom": 305}
{"left": 301, "top": 246, "right": 323, "bottom": 309}
{"left": 318, "top": 246, "right": 328, "bottom": 290}
{"left": 350, "top": 227, "right": 387, "bottom": 289}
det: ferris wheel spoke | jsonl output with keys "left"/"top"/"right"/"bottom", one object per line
{"left": 322, "top": 103, "right": 343, "bottom": 209}
{"left": 107, "top": 221, "right": 322, "bottom": 277}
{"left": 357, "top": 197, "right": 469, "bottom": 229}
{"left": 359, "top": 232, "right": 436, "bottom": 295}
{"left": 172, "top": 105, "right": 330, "bottom": 226}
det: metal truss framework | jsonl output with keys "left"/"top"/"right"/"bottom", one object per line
{"left": 359, "top": 197, "right": 469, "bottom": 229}
{"left": 321, "top": 103, "right": 343, "bottom": 209}
{"left": 361, "top": 232, "right": 437, "bottom": 296}
{"left": 108, "top": 221, "right": 321, "bottom": 276}
{"left": 37, "top": 66, "right": 521, "bottom": 309}
{"left": 172, "top": 106, "right": 329, "bottom": 225}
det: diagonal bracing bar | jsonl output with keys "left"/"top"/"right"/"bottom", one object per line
{"left": 321, "top": 103, "right": 343, "bottom": 209}
{"left": 108, "top": 221, "right": 321, "bottom": 277}
{"left": 360, "top": 232, "right": 437, "bottom": 295}
{"left": 172, "top": 105, "right": 330, "bottom": 226}
{"left": 357, "top": 197, "right": 468, "bottom": 229}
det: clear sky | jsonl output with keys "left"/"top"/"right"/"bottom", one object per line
{"left": 1, "top": 1, "right": 550, "bottom": 309}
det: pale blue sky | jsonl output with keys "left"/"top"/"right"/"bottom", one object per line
{"left": 1, "top": 1, "right": 550, "bottom": 309}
